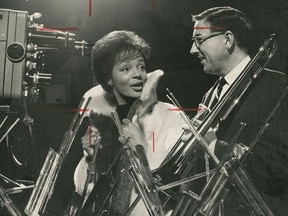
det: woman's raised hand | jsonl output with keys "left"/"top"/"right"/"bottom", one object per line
{"left": 81, "top": 125, "right": 101, "bottom": 157}
{"left": 119, "top": 115, "right": 148, "bottom": 153}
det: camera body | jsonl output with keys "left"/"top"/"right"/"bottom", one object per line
{"left": 0, "top": 9, "right": 28, "bottom": 106}
{"left": 0, "top": 9, "right": 89, "bottom": 110}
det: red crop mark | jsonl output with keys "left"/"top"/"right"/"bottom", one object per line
{"left": 168, "top": 108, "right": 203, "bottom": 111}
{"left": 89, "top": 0, "right": 92, "bottom": 17}
{"left": 152, "top": 131, "right": 155, "bottom": 152}
{"left": 192, "top": 26, "right": 224, "bottom": 30}
{"left": 39, "top": 27, "right": 79, "bottom": 31}
{"left": 152, "top": 0, "right": 156, "bottom": 8}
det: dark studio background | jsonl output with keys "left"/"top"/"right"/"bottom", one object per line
{"left": 0, "top": 0, "right": 288, "bottom": 215}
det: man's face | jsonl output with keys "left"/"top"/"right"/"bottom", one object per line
{"left": 190, "top": 20, "right": 228, "bottom": 76}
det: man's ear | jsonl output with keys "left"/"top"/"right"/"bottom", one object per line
{"left": 224, "top": 31, "right": 235, "bottom": 52}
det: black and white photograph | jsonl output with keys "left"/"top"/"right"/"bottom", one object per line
{"left": 0, "top": 0, "right": 288, "bottom": 215}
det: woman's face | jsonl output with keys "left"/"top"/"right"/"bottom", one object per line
{"left": 111, "top": 54, "right": 147, "bottom": 105}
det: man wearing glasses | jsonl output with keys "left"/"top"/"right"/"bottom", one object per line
{"left": 186, "top": 6, "right": 288, "bottom": 215}
{"left": 190, "top": 7, "right": 252, "bottom": 112}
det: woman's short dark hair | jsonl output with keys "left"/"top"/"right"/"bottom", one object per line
{"left": 91, "top": 30, "right": 151, "bottom": 93}
{"left": 192, "top": 6, "right": 253, "bottom": 52}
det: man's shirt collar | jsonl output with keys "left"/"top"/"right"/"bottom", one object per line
{"left": 224, "top": 56, "right": 251, "bottom": 86}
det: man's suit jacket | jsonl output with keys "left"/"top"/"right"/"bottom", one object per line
{"left": 199, "top": 68, "right": 288, "bottom": 215}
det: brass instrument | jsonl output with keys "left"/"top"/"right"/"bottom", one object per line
{"left": 24, "top": 97, "right": 91, "bottom": 216}
{"left": 0, "top": 117, "right": 20, "bottom": 143}
{"left": 63, "top": 136, "right": 102, "bottom": 216}
{"left": 151, "top": 34, "right": 280, "bottom": 214}
{"left": 125, "top": 144, "right": 163, "bottom": 216}
{"left": 68, "top": 111, "right": 133, "bottom": 216}
{"left": 79, "top": 141, "right": 127, "bottom": 216}
{"left": 64, "top": 112, "right": 162, "bottom": 216}
{"left": 0, "top": 186, "right": 23, "bottom": 216}
{"left": 77, "top": 110, "right": 163, "bottom": 216}
{"left": 154, "top": 34, "right": 278, "bottom": 186}
{"left": 0, "top": 173, "right": 34, "bottom": 215}
{"left": 172, "top": 84, "right": 288, "bottom": 216}
{"left": 111, "top": 111, "right": 163, "bottom": 216}
{"left": 0, "top": 116, "right": 28, "bottom": 216}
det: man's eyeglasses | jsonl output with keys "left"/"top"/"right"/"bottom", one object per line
{"left": 191, "top": 32, "right": 224, "bottom": 48}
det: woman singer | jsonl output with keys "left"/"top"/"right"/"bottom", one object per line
{"left": 73, "top": 30, "right": 185, "bottom": 215}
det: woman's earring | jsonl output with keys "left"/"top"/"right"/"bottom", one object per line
{"left": 107, "top": 80, "right": 113, "bottom": 86}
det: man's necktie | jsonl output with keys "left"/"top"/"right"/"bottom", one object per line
{"left": 210, "top": 78, "right": 227, "bottom": 109}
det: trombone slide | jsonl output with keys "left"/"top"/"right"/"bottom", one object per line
{"left": 25, "top": 97, "right": 91, "bottom": 216}
{"left": 24, "top": 148, "right": 60, "bottom": 216}
{"left": 0, "top": 186, "right": 23, "bottom": 216}
{"left": 186, "top": 157, "right": 273, "bottom": 216}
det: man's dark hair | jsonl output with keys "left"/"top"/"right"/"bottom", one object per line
{"left": 91, "top": 30, "right": 151, "bottom": 93}
{"left": 192, "top": 6, "right": 253, "bottom": 52}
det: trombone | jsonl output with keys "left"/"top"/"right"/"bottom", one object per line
{"left": 164, "top": 34, "right": 281, "bottom": 215}
{"left": 153, "top": 33, "right": 278, "bottom": 192}
{"left": 73, "top": 111, "right": 163, "bottom": 216}
{"left": 24, "top": 97, "right": 91, "bottom": 216}
{"left": 171, "top": 85, "right": 288, "bottom": 216}
{"left": 111, "top": 111, "right": 163, "bottom": 216}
